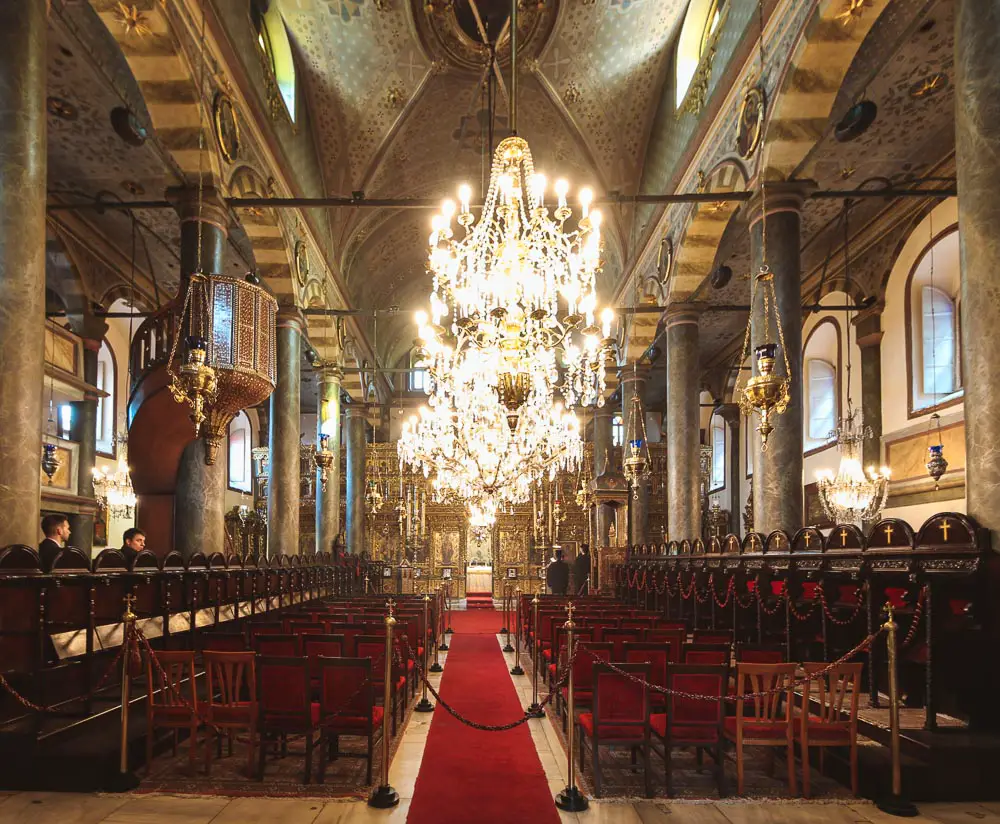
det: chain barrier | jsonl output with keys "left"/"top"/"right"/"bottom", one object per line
{"left": 400, "top": 636, "right": 573, "bottom": 732}
{"left": 711, "top": 575, "right": 735, "bottom": 609}
{"left": 755, "top": 579, "right": 785, "bottom": 616}
{"left": 0, "top": 633, "right": 130, "bottom": 714}
{"left": 817, "top": 582, "right": 866, "bottom": 625}
{"left": 787, "top": 588, "right": 820, "bottom": 622}
{"left": 900, "top": 586, "right": 926, "bottom": 649}
{"left": 578, "top": 628, "right": 882, "bottom": 702}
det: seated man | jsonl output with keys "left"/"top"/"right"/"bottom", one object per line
{"left": 38, "top": 513, "right": 71, "bottom": 572}
{"left": 120, "top": 527, "right": 146, "bottom": 568}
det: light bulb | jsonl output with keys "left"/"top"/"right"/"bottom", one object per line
{"left": 458, "top": 183, "right": 472, "bottom": 213}
{"left": 580, "top": 187, "right": 593, "bottom": 217}
{"left": 555, "top": 178, "right": 569, "bottom": 207}
{"left": 590, "top": 208, "right": 603, "bottom": 229}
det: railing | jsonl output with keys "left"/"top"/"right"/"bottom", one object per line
{"left": 128, "top": 305, "right": 177, "bottom": 395}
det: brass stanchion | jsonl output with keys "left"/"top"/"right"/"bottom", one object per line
{"left": 107, "top": 595, "right": 140, "bottom": 791}
{"left": 500, "top": 583, "right": 509, "bottom": 634}
{"left": 502, "top": 583, "right": 515, "bottom": 653}
{"left": 430, "top": 588, "right": 444, "bottom": 672}
{"left": 415, "top": 594, "right": 434, "bottom": 712}
{"left": 555, "top": 602, "right": 588, "bottom": 812}
{"left": 510, "top": 586, "right": 524, "bottom": 675}
{"left": 446, "top": 581, "right": 454, "bottom": 634}
{"left": 439, "top": 584, "right": 451, "bottom": 651}
{"left": 876, "top": 602, "right": 919, "bottom": 817}
{"left": 369, "top": 599, "right": 400, "bottom": 809}
{"left": 526, "top": 593, "right": 544, "bottom": 717}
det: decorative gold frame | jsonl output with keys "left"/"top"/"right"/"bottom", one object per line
{"left": 213, "top": 91, "right": 241, "bottom": 164}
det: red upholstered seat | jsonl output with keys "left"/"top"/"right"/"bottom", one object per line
{"left": 650, "top": 714, "right": 719, "bottom": 743}
{"left": 578, "top": 712, "right": 646, "bottom": 740}
{"left": 324, "top": 705, "right": 384, "bottom": 731}
{"left": 794, "top": 716, "right": 850, "bottom": 741}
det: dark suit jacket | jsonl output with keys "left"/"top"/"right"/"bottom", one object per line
{"left": 39, "top": 538, "right": 62, "bottom": 572}
{"left": 120, "top": 545, "right": 137, "bottom": 568}
{"left": 546, "top": 559, "right": 570, "bottom": 595}
{"left": 573, "top": 553, "right": 591, "bottom": 592}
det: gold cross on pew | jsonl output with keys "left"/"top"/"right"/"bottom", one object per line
{"left": 940, "top": 519, "right": 951, "bottom": 541}
{"left": 884, "top": 524, "right": 894, "bottom": 543}
{"left": 803, "top": 532, "right": 812, "bottom": 547}
{"left": 839, "top": 529, "right": 848, "bottom": 547}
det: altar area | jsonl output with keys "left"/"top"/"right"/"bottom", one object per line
{"left": 466, "top": 564, "right": 493, "bottom": 594}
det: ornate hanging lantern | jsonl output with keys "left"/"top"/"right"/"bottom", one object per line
{"left": 622, "top": 374, "right": 651, "bottom": 499}
{"left": 41, "top": 442, "right": 61, "bottom": 484}
{"left": 926, "top": 413, "right": 948, "bottom": 489}
{"left": 313, "top": 433, "right": 335, "bottom": 490}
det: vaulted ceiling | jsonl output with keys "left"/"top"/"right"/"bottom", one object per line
{"left": 279, "top": 0, "right": 687, "bottom": 370}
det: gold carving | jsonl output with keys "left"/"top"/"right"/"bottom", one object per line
{"left": 115, "top": 3, "right": 153, "bottom": 37}
{"left": 835, "top": 0, "right": 871, "bottom": 26}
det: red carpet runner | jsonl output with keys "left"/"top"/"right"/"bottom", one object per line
{"left": 406, "top": 609, "right": 561, "bottom": 824}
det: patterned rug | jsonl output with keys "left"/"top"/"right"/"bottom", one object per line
{"left": 134, "top": 702, "right": 415, "bottom": 798}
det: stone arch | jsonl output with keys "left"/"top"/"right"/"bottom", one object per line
{"left": 228, "top": 164, "right": 294, "bottom": 303}
{"left": 88, "top": 0, "right": 222, "bottom": 184}
{"left": 670, "top": 159, "right": 749, "bottom": 302}
{"left": 761, "top": 0, "right": 892, "bottom": 181}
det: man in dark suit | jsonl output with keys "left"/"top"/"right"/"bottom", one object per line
{"left": 39, "top": 513, "right": 71, "bottom": 572}
{"left": 120, "top": 527, "right": 146, "bottom": 568}
{"left": 573, "top": 544, "right": 591, "bottom": 595}
{"left": 546, "top": 548, "right": 570, "bottom": 596}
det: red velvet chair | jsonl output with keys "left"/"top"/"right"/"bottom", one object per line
{"left": 304, "top": 634, "right": 346, "bottom": 678}
{"left": 203, "top": 650, "right": 257, "bottom": 777}
{"left": 683, "top": 643, "right": 730, "bottom": 665}
{"left": 650, "top": 663, "right": 728, "bottom": 796}
{"left": 577, "top": 662, "right": 652, "bottom": 798}
{"left": 602, "top": 628, "right": 641, "bottom": 661}
{"left": 248, "top": 621, "right": 284, "bottom": 637}
{"left": 692, "top": 630, "right": 733, "bottom": 645}
{"left": 201, "top": 632, "right": 247, "bottom": 652}
{"left": 316, "top": 657, "right": 382, "bottom": 785}
{"left": 256, "top": 656, "right": 320, "bottom": 783}
{"left": 326, "top": 622, "right": 368, "bottom": 657}
{"left": 724, "top": 663, "right": 797, "bottom": 795}
{"left": 560, "top": 641, "right": 612, "bottom": 731}
{"left": 644, "top": 628, "right": 687, "bottom": 658}
{"left": 145, "top": 650, "right": 200, "bottom": 775}
{"left": 796, "top": 662, "right": 862, "bottom": 797}
{"left": 253, "top": 633, "right": 300, "bottom": 656}
{"left": 356, "top": 636, "right": 406, "bottom": 735}
{"left": 623, "top": 641, "right": 671, "bottom": 710}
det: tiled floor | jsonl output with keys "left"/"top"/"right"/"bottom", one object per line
{"left": 1, "top": 629, "right": 997, "bottom": 824}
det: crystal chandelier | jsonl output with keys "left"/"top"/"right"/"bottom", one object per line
{"left": 93, "top": 434, "right": 137, "bottom": 519}
{"left": 816, "top": 406, "right": 890, "bottom": 525}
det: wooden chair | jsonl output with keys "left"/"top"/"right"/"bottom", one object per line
{"left": 303, "top": 634, "right": 346, "bottom": 682}
{"left": 683, "top": 643, "right": 730, "bottom": 665}
{"left": 577, "top": 662, "right": 652, "bottom": 798}
{"left": 602, "top": 628, "right": 641, "bottom": 661}
{"left": 623, "top": 641, "right": 671, "bottom": 711}
{"left": 560, "top": 641, "right": 612, "bottom": 730}
{"left": 356, "top": 636, "right": 406, "bottom": 735}
{"left": 650, "top": 663, "right": 729, "bottom": 796}
{"left": 316, "top": 657, "right": 381, "bottom": 784}
{"left": 796, "top": 662, "right": 863, "bottom": 797}
{"left": 256, "top": 656, "right": 320, "bottom": 783}
{"left": 145, "top": 649, "right": 200, "bottom": 775}
{"left": 644, "top": 628, "right": 687, "bottom": 658}
{"left": 724, "top": 663, "right": 797, "bottom": 795}
{"left": 203, "top": 650, "right": 257, "bottom": 777}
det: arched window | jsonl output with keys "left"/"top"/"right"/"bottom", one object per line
{"left": 252, "top": 2, "right": 296, "bottom": 122}
{"left": 409, "top": 349, "right": 427, "bottom": 393}
{"left": 806, "top": 360, "right": 837, "bottom": 442}
{"left": 907, "top": 227, "right": 962, "bottom": 413}
{"left": 710, "top": 415, "right": 725, "bottom": 491}
{"left": 228, "top": 411, "right": 252, "bottom": 492}
{"left": 612, "top": 413, "right": 624, "bottom": 447}
{"left": 95, "top": 339, "right": 116, "bottom": 456}
{"left": 803, "top": 319, "right": 841, "bottom": 451}
{"left": 675, "top": 0, "right": 726, "bottom": 108}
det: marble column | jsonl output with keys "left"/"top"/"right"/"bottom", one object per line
{"left": 170, "top": 187, "right": 229, "bottom": 559}
{"left": 315, "top": 364, "right": 342, "bottom": 554}
{"left": 665, "top": 305, "right": 702, "bottom": 540}
{"left": 0, "top": 0, "right": 46, "bottom": 547}
{"left": 621, "top": 366, "right": 650, "bottom": 545}
{"left": 747, "top": 184, "right": 807, "bottom": 535}
{"left": 593, "top": 406, "right": 614, "bottom": 477}
{"left": 345, "top": 406, "right": 367, "bottom": 555}
{"left": 717, "top": 403, "right": 742, "bottom": 535}
{"left": 855, "top": 306, "right": 884, "bottom": 531}
{"left": 956, "top": 0, "right": 1000, "bottom": 552}
{"left": 267, "top": 309, "right": 303, "bottom": 556}
{"left": 67, "top": 326, "right": 106, "bottom": 554}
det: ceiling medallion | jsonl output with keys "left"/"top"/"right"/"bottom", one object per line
{"left": 46, "top": 96, "right": 78, "bottom": 121}
{"left": 294, "top": 240, "right": 310, "bottom": 288}
{"left": 834, "top": 99, "right": 877, "bottom": 142}
{"left": 114, "top": 2, "right": 153, "bottom": 37}
{"left": 563, "top": 82, "right": 582, "bottom": 105}
{"left": 909, "top": 73, "right": 948, "bottom": 100}
{"left": 110, "top": 106, "right": 149, "bottom": 146}
{"left": 213, "top": 92, "right": 241, "bottom": 164}
{"left": 736, "top": 86, "right": 765, "bottom": 159}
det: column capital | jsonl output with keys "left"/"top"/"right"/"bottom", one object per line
{"left": 664, "top": 301, "right": 707, "bottom": 328}
{"left": 315, "top": 361, "right": 344, "bottom": 383}
{"left": 345, "top": 404, "right": 367, "bottom": 420}
{"left": 856, "top": 330, "right": 884, "bottom": 350}
{"left": 715, "top": 402, "right": 741, "bottom": 425}
{"left": 276, "top": 306, "right": 306, "bottom": 333}
{"left": 744, "top": 181, "right": 817, "bottom": 230}
{"left": 165, "top": 185, "right": 230, "bottom": 236}
{"left": 618, "top": 364, "right": 651, "bottom": 388}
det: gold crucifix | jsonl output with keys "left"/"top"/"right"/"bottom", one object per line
{"left": 883, "top": 524, "right": 894, "bottom": 543}
{"left": 840, "top": 528, "right": 848, "bottom": 547}
{"left": 122, "top": 593, "right": 137, "bottom": 622}
{"left": 385, "top": 598, "right": 397, "bottom": 617}
{"left": 803, "top": 532, "right": 812, "bottom": 548}
{"left": 940, "top": 519, "right": 951, "bottom": 542}
{"left": 565, "top": 601, "right": 576, "bottom": 624}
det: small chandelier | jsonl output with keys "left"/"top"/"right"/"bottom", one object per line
{"left": 575, "top": 460, "right": 593, "bottom": 509}
{"left": 93, "top": 433, "right": 137, "bottom": 519}
{"left": 926, "top": 413, "right": 948, "bottom": 489}
{"left": 816, "top": 405, "right": 890, "bottom": 525}
{"left": 313, "top": 433, "right": 335, "bottom": 490}
{"left": 622, "top": 375, "right": 651, "bottom": 498}
{"left": 365, "top": 477, "right": 385, "bottom": 514}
